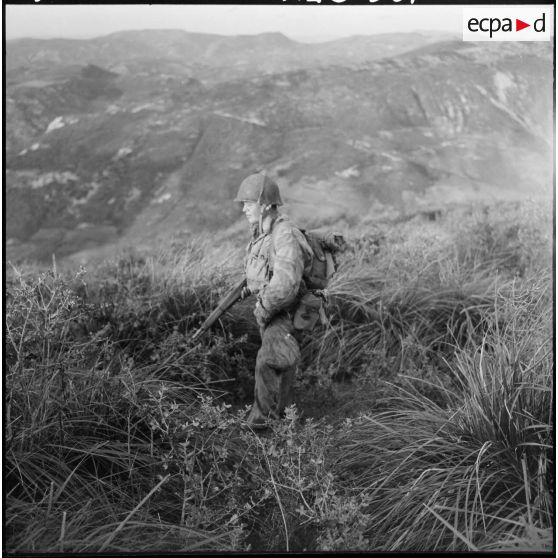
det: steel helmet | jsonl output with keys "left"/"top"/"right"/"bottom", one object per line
{"left": 234, "top": 171, "right": 283, "bottom": 206}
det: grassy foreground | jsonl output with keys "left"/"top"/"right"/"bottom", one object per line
{"left": 4, "top": 200, "right": 554, "bottom": 552}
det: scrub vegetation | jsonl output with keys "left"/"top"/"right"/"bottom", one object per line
{"left": 5, "top": 200, "right": 553, "bottom": 553}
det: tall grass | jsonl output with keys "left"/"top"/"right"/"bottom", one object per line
{"left": 303, "top": 201, "right": 552, "bottom": 380}
{"left": 4, "top": 200, "right": 553, "bottom": 552}
{"left": 331, "top": 271, "right": 553, "bottom": 551}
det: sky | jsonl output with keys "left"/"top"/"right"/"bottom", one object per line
{"left": 5, "top": 4, "right": 464, "bottom": 42}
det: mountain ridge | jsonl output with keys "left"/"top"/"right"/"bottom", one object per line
{"left": 6, "top": 29, "right": 455, "bottom": 75}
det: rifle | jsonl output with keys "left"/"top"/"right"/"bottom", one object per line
{"left": 192, "top": 277, "right": 248, "bottom": 341}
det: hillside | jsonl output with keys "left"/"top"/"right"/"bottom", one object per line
{"left": 5, "top": 199, "right": 553, "bottom": 552}
{"left": 5, "top": 32, "right": 553, "bottom": 263}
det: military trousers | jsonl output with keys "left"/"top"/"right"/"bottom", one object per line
{"left": 247, "top": 313, "right": 301, "bottom": 427}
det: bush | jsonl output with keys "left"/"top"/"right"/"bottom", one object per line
{"left": 4, "top": 266, "right": 247, "bottom": 552}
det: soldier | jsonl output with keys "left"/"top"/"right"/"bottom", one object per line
{"left": 235, "top": 171, "right": 313, "bottom": 429}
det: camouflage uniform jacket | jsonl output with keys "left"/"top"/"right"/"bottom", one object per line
{"left": 245, "top": 213, "right": 313, "bottom": 323}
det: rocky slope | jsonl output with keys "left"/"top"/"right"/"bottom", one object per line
{"left": 5, "top": 32, "right": 553, "bottom": 263}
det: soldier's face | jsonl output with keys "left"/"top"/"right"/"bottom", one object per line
{"left": 243, "top": 201, "right": 260, "bottom": 225}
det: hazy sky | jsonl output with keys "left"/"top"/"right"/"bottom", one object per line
{"left": 6, "top": 4, "right": 464, "bottom": 42}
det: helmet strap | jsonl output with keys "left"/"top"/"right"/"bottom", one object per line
{"left": 258, "top": 204, "right": 277, "bottom": 235}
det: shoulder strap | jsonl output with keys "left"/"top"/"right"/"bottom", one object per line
{"left": 270, "top": 217, "right": 313, "bottom": 268}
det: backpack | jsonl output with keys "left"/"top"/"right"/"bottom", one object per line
{"left": 290, "top": 229, "right": 346, "bottom": 331}
{"left": 300, "top": 229, "right": 347, "bottom": 291}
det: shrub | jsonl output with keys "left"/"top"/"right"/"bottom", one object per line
{"left": 4, "top": 266, "right": 247, "bottom": 552}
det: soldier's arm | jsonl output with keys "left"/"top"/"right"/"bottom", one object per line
{"left": 258, "top": 223, "right": 305, "bottom": 318}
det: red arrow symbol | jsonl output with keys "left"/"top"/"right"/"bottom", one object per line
{"left": 516, "top": 19, "right": 530, "bottom": 31}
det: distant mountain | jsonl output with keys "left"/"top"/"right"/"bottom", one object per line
{"left": 5, "top": 32, "right": 553, "bottom": 263}
{"left": 6, "top": 29, "right": 455, "bottom": 83}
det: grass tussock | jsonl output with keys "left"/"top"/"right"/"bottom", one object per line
{"left": 4, "top": 200, "right": 553, "bottom": 552}
{"left": 331, "top": 271, "right": 553, "bottom": 551}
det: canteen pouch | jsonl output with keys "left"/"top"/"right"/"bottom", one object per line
{"left": 293, "top": 292, "right": 322, "bottom": 331}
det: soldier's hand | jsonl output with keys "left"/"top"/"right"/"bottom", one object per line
{"left": 240, "top": 286, "right": 251, "bottom": 300}
{"left": 254, "top": 301, "right": 271, "bottom": 328}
